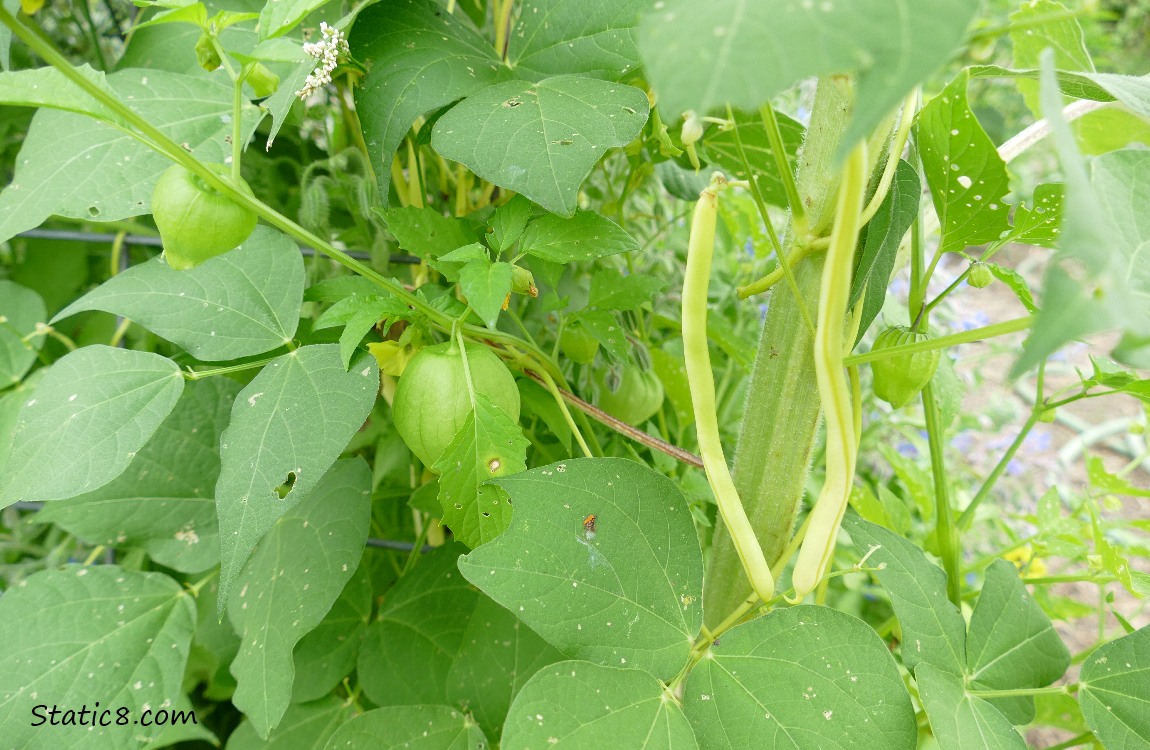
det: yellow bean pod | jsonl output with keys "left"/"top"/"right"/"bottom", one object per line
{"left": 791, "top": 145, "right": 867, "bottom": 600}
{"left": 683, "top": 174, "right": 775, "bottom": 604}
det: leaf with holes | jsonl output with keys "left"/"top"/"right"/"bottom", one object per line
{"left": 434, "top": 393, "right": 529, "bottom": 548}
{"left": 458, "top": 457, "right": 704, "bottom": 679}
{"left": 0, "top": 280, "right": 46, "bottom": 386}
{"left": 432, "top": 76, "right": 649, "bottom": 216}
{"left": 0, "top": 68, "right": 261, "bottom": 243}
{"left": 0, "top": 346, "right": 184, "bottom": 507}
{"left": 918, "top": 69, "right": 1012, "bottom": 254}
{"left": 1007, "top": 183, "right": 1063, "bottom": 249}
{"left": 33, "top": 377, "right": 239, "bottom": 574}
{"left": 215, "top": 345, "right": 379, "bottom": 613}
{"left": 685, "top": 606, "right": 916, "bottom": 750}
{"left": 0, "top": 566, "right": 196, "bottom": 750}
{"left": 54, "top": 227, "right": 304, "bottom": 362}
{"left": 229, "top": 459, "right": 371, "bottom": 738}
{"left": 504, "top": 661, "right": 698, "bottom": 749}
{"left": 350, "top": 0, "right": 507, "bottom": 200}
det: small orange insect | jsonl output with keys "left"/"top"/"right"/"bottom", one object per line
{"left": 582, "top": 514, "right": 597, "bottom": 537}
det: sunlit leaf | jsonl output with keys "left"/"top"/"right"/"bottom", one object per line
{"left": 432, "top": 77, "right": 649, "bottom": 216}
{"left": 458, "top": 457, "right": 704, "bottom": 679}
{"left": 0, "top": 346, "right": 184, "bottom": 506}
{"left": 504, "top": 661, "right": 698, "bottom": 749}
{"left": 54, "top": 227, "right": 304, "bottom": 362}
{"left": 215, "top": 346, "right": 379, "bottom": 612}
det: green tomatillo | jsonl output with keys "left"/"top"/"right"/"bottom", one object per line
{"left": 391, "top": 341, "right": 521, "bottom": 469}
{"left": 870, "top": 326, "right": 940, "bottom": 409}
{"left": 594, "top": 363, "right": 664, "bottom": 426}
{"left": 152, "top": 163, "right": 258, "bottom": 271}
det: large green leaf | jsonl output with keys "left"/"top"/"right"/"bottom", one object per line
{"left": 291, "top": 564, "right": 373, "bottom": 704}
{"left": 229, "top": 459, "right": 372, "bottom": 738}
{"left": 350, "top": 0, "right": 507, "bottom": 199}
{"left": 1016, "top": 56, "right": 1150, "bottom": 373}
{"left": 843, "top": 516, "right": 966, "bottom": 677}
{"left": 508, "top": 0, "right": 649, "bottom": 80}
{"left": 0, "top": 566, "right": 196, "bottom": 750}
{"left": 225, "top": 696, "right": 355, "bottom": 750}
{"left": 519, "top": 210, "right": 639, "bottom": 263}
{"left": 446, "top": 596, "right": 564, "bottom": 738}
{"left": 34, "top": 377, "right": 239, "bottom": 574}
{"left": 215, "top": 345, "right": 379, "bottom": 612}
{"left": 458, "top": 457, "right": 704, "bottom": 679}
{"left": 435, "top": 392, "right": 530, "bottom": 548}
{"left": 0, "top": 68, "right": 260, "bottom": 243}
{"left": 358, "top": 545, "right": 480, "bottom": 707}
{"left": 432, "top": 76, "right": 649, "bottom": 216}
{"left": 698, "top": 108, "right": 804, "bottom": 208}
{"left": 0, "top": 346, "right": 184, "bottom": 506}
{"left": 321, "top": 705, "right": 488, "bottom": 749}
{"left": 637, "top": 0, "right": 977, "bottom": 149}
{"left": 917, "top": 69, "right": 1012, "bottom": 254}
{"left": 53, "top": 227, "right": 304, "bottom": 362}
{"left": 915, "top": 663, "right": 1027, "bottom": 750}
{"left": 685, "top": 606, "right": 916, "bottom": 750}
{"left": 1079, "top": 626, "right": 1150, "bottom": 750}
{"left": 965, "top": 560, "right": 1070, "bottom": 724}
{"left": 0, "top": 280, "right": 46, "bottom": 386}
{"left": 504, "top": 661, "right": 698, "bottom": 749}
{"left": 0, "top": 64, "right": 123, "bottom": 122}
{"left": 377, "top": 206, "right": 480, "bottom": 260}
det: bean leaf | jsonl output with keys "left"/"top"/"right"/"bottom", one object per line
{"left": 458, "top": 457, "right": 704, "bottom": 679}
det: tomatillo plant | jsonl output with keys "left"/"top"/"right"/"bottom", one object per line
{"left": 1, "top": 1, "right": 1149, "bottom": 749}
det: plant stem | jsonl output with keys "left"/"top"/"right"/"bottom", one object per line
{"left": 703, "top": 77, "right": 856, "bottom": 627}
{"left": 957, "top": 360, "right": 1044, "bottom": 530}
{"left": 967, "top": 685, "right": 1074, "bottom": 699}
{"left": 184, "top": 354, "right": 284, "bottom": 380}
{"left": 843, "top": 316, "right": 1033, "bottom": 366}
{"left": 922, "top": 382, "right": 961, "bottom": 605}
{"left": 759, "top": 102, "right": 805, "bottom": 232}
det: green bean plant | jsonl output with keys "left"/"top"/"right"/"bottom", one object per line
{"left": 0, "top": 0, "right": 1148, "bottom": 748}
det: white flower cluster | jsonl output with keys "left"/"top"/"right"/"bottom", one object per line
{"left": 297, "top": 22, "right": 350, "bottom": 100}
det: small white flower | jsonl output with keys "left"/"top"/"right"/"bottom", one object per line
{"left": 297, "top": 22, "right": 350, "bottom": 100}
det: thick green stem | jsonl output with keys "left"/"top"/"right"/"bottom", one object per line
{"left": 702, "top": 78, "right": 854, "bottom": 626}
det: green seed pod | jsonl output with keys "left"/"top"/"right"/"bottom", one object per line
{"left": 968, "top": 262, "right": 994, "bottom": 289}
{"left": 510, "top": 265, "right": 537, "bottom": 297}
{"left": 593, "top": 364, "right": 664, "bottom": 426}
{"left": 152, "top": 163, "right": 257, "bottom": 271}
{"left": 194, "top": 32, "right": 221, "bottom": 72}
{"left": 245, "top": 62, "right": 280, "bottom": 98}
{"left": 559, "top": 321, "right": 599, "bottom": 365}
{"left": 391, "top": 342, "right": 520, "bottom": 469}
{"left": 870, "top": 326, "right": 940, "bottom": 409}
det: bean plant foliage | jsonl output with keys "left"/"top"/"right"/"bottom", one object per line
{"left": 0, "top": 0, "right": 1149, "bottom": 748}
